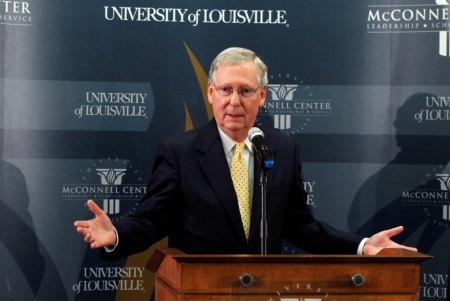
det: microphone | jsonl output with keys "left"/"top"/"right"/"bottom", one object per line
{"left": 248, "top": 127, "right": 274, "bottom": 170}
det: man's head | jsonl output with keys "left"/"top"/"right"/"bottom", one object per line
{"left": 207, "top": 47, "right": 268, "bottom": 142}
{"left": 209, "top": 47, "right": 268, "bottom": 88}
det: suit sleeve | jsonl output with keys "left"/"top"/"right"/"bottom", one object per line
{"left": 101, "top": 139, "right": 180, "bottom": 261}
{"left": 282, "top": 138, "right": 365, "bottom": 254}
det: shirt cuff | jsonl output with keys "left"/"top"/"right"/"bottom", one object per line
{"left": 104, "top": 227, "right": 119, "bottom": 253}
{"left": 357, "top": 237, "right": 369, "bottom": 255}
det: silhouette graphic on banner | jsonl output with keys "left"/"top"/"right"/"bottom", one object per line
{"left": 0, "top": 160, "right": 68, "bottom": 300}
{"left": 348, "top": 93, "right": 450, "bottom": 300}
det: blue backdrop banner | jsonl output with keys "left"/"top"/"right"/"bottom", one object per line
{"left": 1, "top": 0, "right": 449, "bottom": 300}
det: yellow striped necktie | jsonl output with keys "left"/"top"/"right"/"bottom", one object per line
{"left": 230, "top": 142, "right": 250, "bottom": 239}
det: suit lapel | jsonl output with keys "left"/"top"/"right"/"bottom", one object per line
{"left": 197, "top": 120, "right": 247, "bottom": 243}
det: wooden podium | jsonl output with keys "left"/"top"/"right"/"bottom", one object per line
{"left": 147, "top": 248, "right": 431, "bottom": 301}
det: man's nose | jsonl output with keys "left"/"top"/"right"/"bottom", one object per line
{"left": 229, "top": 90, "right": 241, "bottom": 105}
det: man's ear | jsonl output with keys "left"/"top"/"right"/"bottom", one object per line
{"left": 207, "top": 82, "right": 214, "bottom": 105}
{"left": 259, "top": 86, "right": 267, "bottom": 107}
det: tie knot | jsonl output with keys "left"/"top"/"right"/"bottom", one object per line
{"left": 235, "top": 142, "right": 246, "bottom": 154}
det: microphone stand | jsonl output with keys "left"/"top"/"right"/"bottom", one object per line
{"left": 260, "top": 168, "right": 268, "bottom": 255}
{"left": 249, "top": 129, "right": 274, "bottom": 255}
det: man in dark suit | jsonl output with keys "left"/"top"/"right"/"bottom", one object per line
{"left": 75, "top": 47, "right": 416, "bottom": 258}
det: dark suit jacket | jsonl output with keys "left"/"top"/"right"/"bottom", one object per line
{"left": 104, "top": 119, "right": 363, "bottom": 260}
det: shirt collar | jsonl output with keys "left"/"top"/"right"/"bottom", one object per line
{"left": 217, "top": 127, "right": 253, "bottom": 155}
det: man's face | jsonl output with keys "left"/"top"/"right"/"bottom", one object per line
{"left": 207, "top": 60, "right": 266, "bottom": 141}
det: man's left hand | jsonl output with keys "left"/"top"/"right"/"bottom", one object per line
{"left": 363, "top": 226, "right": 418, "bottom": 255}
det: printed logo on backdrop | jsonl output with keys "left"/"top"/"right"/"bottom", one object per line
{"left": 103, "top": 6, "right": 288, "bottom": 27}
{"left": 367, "top": 1, "right": 450, "bottom": 57}
{"left": 421, "top": 273, "right": 449, "bottom": 299}
{"left": 3, "top": 80, "right": 154, "bottom": 131}
{"left": 304, "top": 181, "right": 316, "bottom": 208}
{"left": 72, "top": 266, "right": 146, "bottom": 295}
{"left": 436, "top": 0, "right": 450, "bottom": 57}
{"left": 75, "top": 92, "right": 148, "bottom": 119}
{"left": 402, "top": 169, "right": 450, "bottom": 228}
{"left": 414, "top": 94, "right": 450, "bottom": 123}
{"left": 62, "top": 158, "right": 147, "bottom": 221}
{"left": 256, "top": 74, "right": 332, "bottom": 135}
{"left": 0, "top": 0, "right": 32, "bottom": 25}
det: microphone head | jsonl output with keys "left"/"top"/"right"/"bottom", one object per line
{"left": 248, "top": 127, "right": 264, "bottom": 141}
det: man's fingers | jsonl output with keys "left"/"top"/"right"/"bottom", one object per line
{"left": 385, "top": 226, "right": 404, "bottom": 238}
{"left": 84, "top": 233, "right": 91, "bottom": 243}
{"left": 76, "top": 226, "right": 89, "bottom": 236}
{"left": 87, "top": 199, "right": 103, "bottom": 216}
{"left": 74, "top": 220, "right": 91, "bottom": 228}
{"left": 405, "top": 246, "right": 418, "bottom": 252}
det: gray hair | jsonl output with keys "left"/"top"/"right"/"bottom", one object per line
{"left": 208, "top": 47, "right": 268, "bottom": 88}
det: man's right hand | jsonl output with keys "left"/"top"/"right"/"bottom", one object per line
{"left": 74, "top": 200, "right": 117, "bottom": 249}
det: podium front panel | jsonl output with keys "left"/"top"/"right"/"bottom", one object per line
{"left": 149, "top": 248, "right": 430, "bottom": 301}
{"left": 175, "top": 263, "right": 418, "bottom": 294}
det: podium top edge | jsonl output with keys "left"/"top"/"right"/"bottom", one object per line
{"left": 150, "top": 248, "right": 432, "bottom": 266}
